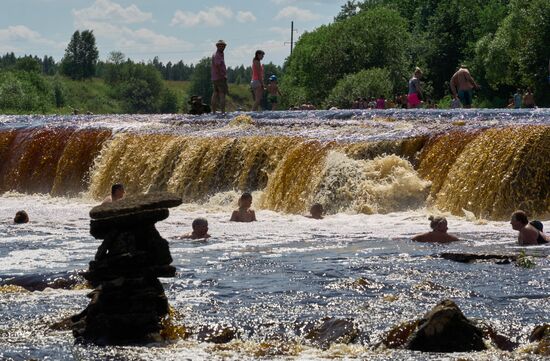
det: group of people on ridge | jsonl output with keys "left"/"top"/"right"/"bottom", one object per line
{"left": 209, "top": 40, "right": 281, "bottom": 114}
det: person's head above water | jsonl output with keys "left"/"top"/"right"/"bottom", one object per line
{"left": 238, "top": 192, "right": 253, "bottom": 208}
{"left": 309, "top": 203, "right": 324, "bottom": 219}
{"left": 192, "top": 217, "right": 209, "bottom": 237}
{"left": 111, "top": 183, "right": 125, "bottom": 201}
{"left": 14, "top": 210, "right": 29, "bottom": 224}
{"left": 510, "top": 210, "right": 529, "bottom": 230}
{"left": 429, "top": 215, "right": 448, "bottom": 232}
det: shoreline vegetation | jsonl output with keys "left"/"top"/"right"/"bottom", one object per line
{"left": 1, "top": 0, "right": 549, "bottom": 115}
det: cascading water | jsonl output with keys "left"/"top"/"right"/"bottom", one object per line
{"left": 1, "top": 110, "right": 549, "bottom": 360}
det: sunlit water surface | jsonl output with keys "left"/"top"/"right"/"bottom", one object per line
{"left": 1, "top": 109, "right": 549, "bottom": 360}
{"left": 1, "top": 192, "right": 548, "bottom": 360}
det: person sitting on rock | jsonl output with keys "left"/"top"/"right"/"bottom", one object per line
{"left": 188, "top": 95, "right": 211, "bottom": 115}
{"left": 179, "top": 218, "right": 211, "bottom": 240}
{"left": 412, "top": 216, "right": 459, "bottom": 243}
{"left": 306, "top": 203, "right": 324, "bottom": 220}
{"left": 14, "top": 210, "right": 29, "bottom": 224}
{"left": 230, "top": 192, "right": 256, "bottom": 222}
{"left": 102, "top": 183, "right": 125, "bottom": 205}
{"left": 510, "top": 210, "right": 549, "bottom": 245}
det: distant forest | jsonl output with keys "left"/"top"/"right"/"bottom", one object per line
{"left": 1, "top": 0, "right": 549, "bottom": 114}
{"left": 0, "top": 51, "right": 271, "bottom": 85}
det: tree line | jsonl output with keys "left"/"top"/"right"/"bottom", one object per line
{"left": 2, "top": 0, "right": 548, "bottom": 113}
{"left": 281, "top": 0, "right": 550, "bottom": 108}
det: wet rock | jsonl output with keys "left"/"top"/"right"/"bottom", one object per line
{"left": 71, "top": 192, "right": 181, "bottom": 345}
{"left": 440, "top": 252, "right": 517, "bottom": 263}
{"left": 529, "top": 324, "right": 550, "bottom": 356}
{"left": 197, "top": 324, "right": 237, "bottom": 343}
{"left": 381, "top": 320, "right": 419, "bottom": 348}
{"left": 0, "top": 271, "right": 86, "bottom": 292}
{"left": 477, "top": 321, "right": 518, "bottom": 351}
{"left": 303, "top": 317, "right": 358, "bottom": 350}
{"left": 406, "top": 299, "right": 486, "bottom": 352}
{"left": 89, "top": 192, "right": 182, "bottom": 219}
{"left": 529, "top": 324, "right": 550, "bottom": 342}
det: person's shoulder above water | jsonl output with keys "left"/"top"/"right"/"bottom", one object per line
{"left": 305, "top": 203, "right": 324, "bottom": 220}
{"left": 230, "top": 192, "right": 257, "bottom": 222}
{"left": 178, "top": 217, "right": 211, "bottom": 240}
{"left": 412, "top": 215, "right": 460, "bottom": 243}
{"left": 101, "top": 183, "right": 125, "bottom": 205}
{"left": 510, "top": 210, "right": 547, "bottom": 246}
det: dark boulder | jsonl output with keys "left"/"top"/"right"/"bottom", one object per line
{"left": 406, "top": 299, "right": 486, "bottom": 352}
{"left": 529, "top": 324, "right": 550, "bottom": 356}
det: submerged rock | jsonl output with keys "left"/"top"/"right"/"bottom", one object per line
{"left": 407, "top": 299, "right": 486, "bottom": 352}
{"left": 528, "top": 324, "right": 550, "bottom": 356}
{"left": 197, "top": 324, "right": 237, "bottom": 344}
{"left": 382, "top": 300, "right": 495, "bottom": 353}
{"left": 303, "top": 317, "right": 359, "bottom": 350}
{"left": 0, "top": 271, "right": 86, "bottom": 292}
{"left": 440, "top": 252, "right": 517, "bottom": 263}
{"left": 71, "top": 192, "right": 182, "bottom": 345}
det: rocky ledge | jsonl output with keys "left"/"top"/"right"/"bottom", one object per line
{"left": 71, "top": 192, "right": 182, "bottom": 345}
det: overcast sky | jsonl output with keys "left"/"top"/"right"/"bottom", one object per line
{"left": 0, "top": 0, "right": 347, "bottom": 67}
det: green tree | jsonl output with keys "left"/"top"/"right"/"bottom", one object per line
{"left": 476, "top": 0, "right": 550, "bottom": 105}
{"left": 282, "top": 6, "right": 410, "bottom": 105}
{"left": 325, "top": 68, "right": 393, "bottom": 108}
{"left": 187, "top": 57, "right": 213, "bottom": 105}
{"left": 159, "top": 88, "right": 179, "bottom": 113}
{"left": 116, "top": 63, "right": 163, "bottom": 113}
{"left": 15, "top": 56, "right": 41, "bottom": 73}
{"left": 61, "top": 30, "right": 99, "bottom": 80}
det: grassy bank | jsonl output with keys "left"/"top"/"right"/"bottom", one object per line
{"left": 0, "top": 73, "right": 254, "bottom": 115}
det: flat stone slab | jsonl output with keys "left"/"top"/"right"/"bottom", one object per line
{"left": 439, "top": 252, "right": 517, "bottom": 263}
{"left": 90, "top": 192, "right": 182, "bottom": 219}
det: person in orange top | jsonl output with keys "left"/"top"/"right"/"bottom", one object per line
{"left": 251, "top": 50, "right": 265, "bottom": 111}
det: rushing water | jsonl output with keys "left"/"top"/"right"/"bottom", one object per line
{"left": 0, "top": 110, "right": 549, "bottom": 360}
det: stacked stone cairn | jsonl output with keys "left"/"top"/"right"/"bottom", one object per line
{"left": 71, "top": 192, "right": 182, "bottom": 345}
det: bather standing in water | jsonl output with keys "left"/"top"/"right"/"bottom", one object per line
{"left": 230, "top": 192, "right": 256, "bottom": 222}
{"left": 101, "top": 183, "right": 125, "bottom": 204}
{"left": 412, "top": 216, "right": 459, "bottom": 243}
{"left": 510, "top": 210, "right": 549, "bottom": 246}
{"left": 179, "top": 218, "right": 211, "bottom": 240}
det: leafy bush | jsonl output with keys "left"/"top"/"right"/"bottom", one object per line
{"left": 187, "top": 57, "right": 212, "bottom": 105}
{"left": 159, "top": 88, "right": 179, "bottom": 113}
{"left": 324, "top": 68, "right": 393, "bottom": 108}
{"left": 281, "top": 6, "right": 410, "bottom": 105}
{"left": 112, "top": 63, "right": 164, "bottom": 113}
{"left": 0, "top": 70, "right": 53, "bottom": 112}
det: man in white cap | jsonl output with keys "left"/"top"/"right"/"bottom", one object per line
{"left": 211, "top": 40, "right": 228, "bottom": 114}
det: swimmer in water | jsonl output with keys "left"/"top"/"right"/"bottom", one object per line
{"left": 510, "top": 210, "right": 549, "bottom": 246}
{"left": 230, "top": 192, "right": 257, "bottom": 222}
{"left": 306, "top": 203, "right": 324, "bottom": 220}
{"left": 14, "top": 210, "right": 29, "bottom": 224}
{"left": 101, "top": 183, "right": 125, "bottom": 204}
{"left": 412, "top": 216, "right": 460, "bottom": 243}
{"left": 179, "top": 218, "right": 211, "bottom": 240}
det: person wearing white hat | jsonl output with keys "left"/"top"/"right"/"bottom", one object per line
{"left": 211, "top": 40, "right": 228, "bottom": 114}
